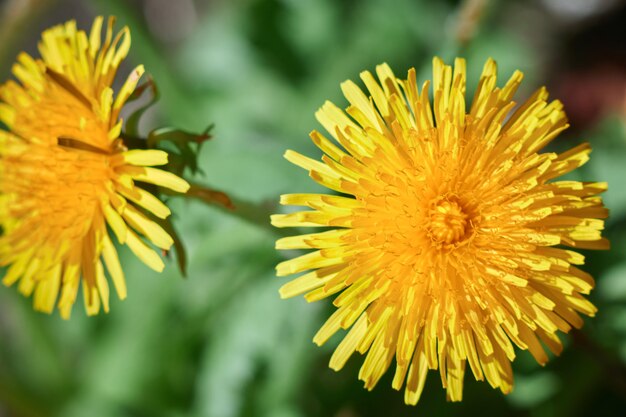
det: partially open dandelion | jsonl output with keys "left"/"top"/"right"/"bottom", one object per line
{"left": 272, "top": 57, "right": 609, "bottom": 403}
{"left": 0, "top": 17, "right": 189, "bottom": 318}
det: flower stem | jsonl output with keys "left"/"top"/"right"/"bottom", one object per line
{"left": 161, "top": 184, "right": 290, "bottom": 238}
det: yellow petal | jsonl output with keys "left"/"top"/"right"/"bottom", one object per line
{"left": 125, "top": 229, "right": 165, "bottom": 272}
{"left": 122, "top": 205, "right": 173, "bottom": 250}
{"left": 101, "top": 233, "right": 127, "bottom": 299}
{"left": 129, "top": 167, "right": 190, "bottom": 193}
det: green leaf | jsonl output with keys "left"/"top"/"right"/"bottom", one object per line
{"left": 148, "top": 125, "right": 213, "bottom": 177}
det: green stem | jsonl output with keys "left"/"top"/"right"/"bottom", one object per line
{"left": 227, "top": 196, "right": 291, "bottom": 238}
{"left": 160, "top": 185, "right": 290, "bottom": 238}
{"left": 438, "top": 0, "right": 493, "bottom": 60}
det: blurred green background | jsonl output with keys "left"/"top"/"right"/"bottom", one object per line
{"left": 1, "top": 0, "right": 626, "bottom": 416}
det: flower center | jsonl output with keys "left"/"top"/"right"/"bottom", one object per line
{"left": 428, "top": 199, "right": 468, "bottom": 245}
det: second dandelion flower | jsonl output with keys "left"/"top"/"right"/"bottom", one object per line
{"left": 0, "top": 17, "right": 222, "bottom": 318}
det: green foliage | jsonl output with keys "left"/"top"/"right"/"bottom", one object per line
{"left": 0, "top": 1, "right": 625, "bottom": 417}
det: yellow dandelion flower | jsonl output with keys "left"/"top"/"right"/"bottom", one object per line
{"left": 0, "top": 17, "right": 189, "bottom": 318}
{"left": 272, "top": 57, "right": 609, "bottom": 404}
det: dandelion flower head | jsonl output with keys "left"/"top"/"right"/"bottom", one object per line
{"left": 272, "top": 57, "right": 609, "bottom": 403}
{"left": 0, "top": 17, "right": 189, "bottom": 318}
